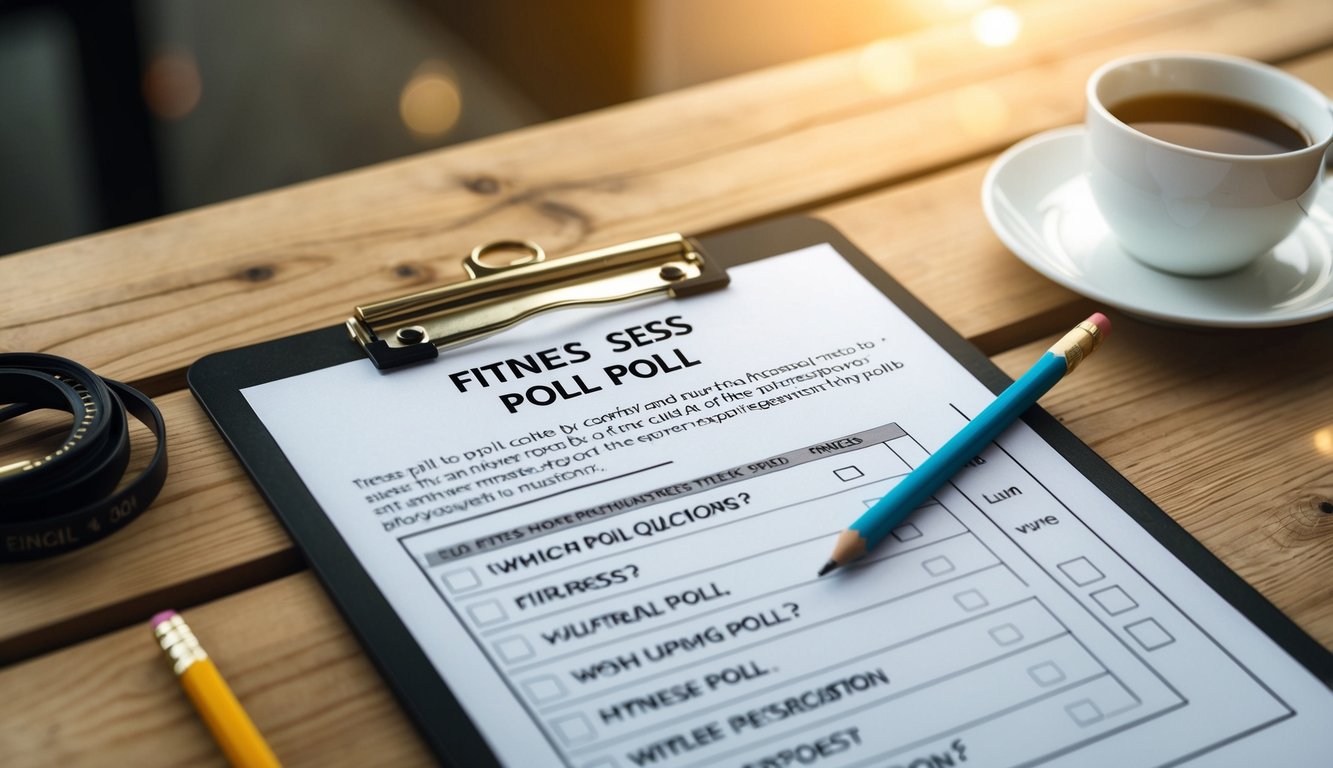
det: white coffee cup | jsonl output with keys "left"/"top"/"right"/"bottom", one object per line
{"left": 1085, "top": 52, "right": 1332, "bottom": 276}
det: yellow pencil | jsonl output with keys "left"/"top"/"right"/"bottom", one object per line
{"left": 151, "top": 610, "right": 282, "bottom": 768}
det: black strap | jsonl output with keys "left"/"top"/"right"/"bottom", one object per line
{"left": 0, "top": 353, "right": 167, "bottom": 562}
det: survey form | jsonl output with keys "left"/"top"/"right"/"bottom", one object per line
{"left": 242, "top": 244, "right": 1332, "bottom": 767}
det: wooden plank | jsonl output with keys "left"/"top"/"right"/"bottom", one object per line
{"left": 991, "top": 320, "right": 1333, "bottom": 645}
{"left": 3, "top": 0, "right": 1331, "bottom": 389}
{"left": 5, "top": 46, "right": 1330, "bottom": 666}
{"left": 0, "top": 576, "right": 432, "bottom": 767}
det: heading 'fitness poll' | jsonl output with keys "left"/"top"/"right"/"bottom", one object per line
{"left": 445, "top": 315, "right": 700, "bottom": 413}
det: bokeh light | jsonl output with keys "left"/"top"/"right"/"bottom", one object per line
{"left": 142, "top": 51, "right": 202, "bottom": 120}
{"left": 971, "top": 5, "right": 1022, "bottom": 47}
{"left": 1315, "top": 427, "right": 1333, "bottom": 457}
{"left": 858, "top": 40, "right": 916, "bottom": 95}
{"left": 400, "top": 62, "right": 462, "bottom": 141}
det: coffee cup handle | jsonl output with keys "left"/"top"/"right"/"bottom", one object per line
{"left": 1326, "top": 100, "right": 1332, "bottom": 171}
{"left": 1326, "top": 100, "right": 1333, "bottom": 173}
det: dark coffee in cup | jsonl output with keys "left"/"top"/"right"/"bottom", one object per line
{"left": 1085, "top": 53, "right": 1333, "bottom": 275}
{"left": 1108, "top": 92, "right": 1309, "bottom": 155}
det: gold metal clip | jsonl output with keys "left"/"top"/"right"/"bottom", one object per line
{"left": 347, "top": 233, "right": 728, "bottom": 369}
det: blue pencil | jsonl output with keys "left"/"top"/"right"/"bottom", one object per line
{"left": 818, "top": 313, "right": 1111, "bottom": 577}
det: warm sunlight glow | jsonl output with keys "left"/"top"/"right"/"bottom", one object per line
{"left": 943, "top": 0, "right": 989, "bottom": 14}
{"left": 142, "top": 51, "right": 202, "bottom": 120}
{"left": 400, "top": 63, "right": 462, "bottom": 140}
{"left": 912, "top": 0, "right": 986, "bottom": 22}
{"left": 953, "top": 84, "right": 1010, "bottom": 138}
{"left": 858, "top": 40, "right": 916, "bottom": 95}
{"left": 971, "top": 5, "right": 1022, "bottom": 47}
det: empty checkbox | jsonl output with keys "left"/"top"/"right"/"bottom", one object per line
{"left": 552, "top": 713, "right": 596, "bottom": 745}
{"left": 523, "top": 675, "right": 568, "bottom": 704}
{"left": 835, "top": 466, "right": 864, "bottom": 481}
{"left": 892, "top": 524, "right": 923, "bottom": 542}
{"left": 441, "top": 568, "right": 482, "bottom": 593}
{"left": 1057, "top": 557, "right": 1105, "bottom": 586}
{"left": 954, "top": 589, "right": 988, "bottom": 611}
{"left": 1028, "top": 661, "right": 1066, "bottom": 687}
{"left": 989, "top": 623, "right": 1023, "bottom": 646}
{"left": 922, "top": 556, "right": 955, "bottom": 576}
{"left": 1126, "top": 619, "right": 1175, "bottom": 651}
{"left": 467, "top": 599, "right": 509, "bottom": 627}
{"left": 1066, "top": 699, "right": 1104, "bottom": 726}
{"left": 1090, "top": 586, "right": 1137, "bottom": 616}
{"left": 494, "top": 636, "right": 535, "bottom": 664}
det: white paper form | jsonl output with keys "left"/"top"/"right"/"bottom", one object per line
{"left": 243, "top": 244, "right": 1332, "bottom": 767}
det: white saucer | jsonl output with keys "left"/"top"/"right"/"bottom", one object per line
{"left": 982, "top": 126, "right": 1333, "bottom": 328}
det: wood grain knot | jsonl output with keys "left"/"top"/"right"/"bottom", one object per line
{"left": 392, "top": 263, "right": 434, "bottom": 283}
{"left": 238, "top": 265, "right": 275, "bottom": 282}
{"left": 1320, "top": 501, "right": 1333, "bottom": 515}
{"left": 463, "top": 175, "right": 501, "bottom": 195}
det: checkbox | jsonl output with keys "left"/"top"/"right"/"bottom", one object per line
{"left": 522, "top": 675, "right": 568, "bottom": 704}
{"left": 1125, "top": 618, "right": 1175, "bottom": 651}
{"left": 1090, "top": 586, "right": 1137, "bottom": 616}
{"left": 954, "top": 589, "right": 988, "bottom": 611}
{"left": 892, "top": 523, "right": 922, "bottom": 542}
{"left": 834, "top": 466, "right": 864, "bottom": 481}
{"left": 989, "top": 623, "right": 1023, "bottom": 646}
{"left": 494, "top": 636, "right": 535, "bottom": 664}
{"left": 442, "top": 568, "right": 481, "bottom": 593}
{"left": 922, "top": 556, "right": 955, "bottom": 576}
{"left": 467, "top": 599, "right": 508, "bottom": 627}
{"left": 551, "top": 713, "right": 596, "bottom": 745}
{"left": 1066, "top": 699, "right": 1104, "bottom": 726}
{"left": 1028, "top": 661, "right": 1066, "bottom": 687}
{"left": 1057, "top": 557, "right": 1105, "bottom": 586}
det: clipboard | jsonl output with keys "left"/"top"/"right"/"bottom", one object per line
{"left": 189, "top": 217, "right": 1332, "bottom": 767}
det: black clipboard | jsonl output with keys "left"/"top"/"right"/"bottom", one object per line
{"left": 189, "top": 216, "right": 1332, "bottom": 767}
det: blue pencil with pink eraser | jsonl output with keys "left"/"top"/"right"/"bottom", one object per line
{"left": 818, "top": 313, "right": 1111, "bottom": 576}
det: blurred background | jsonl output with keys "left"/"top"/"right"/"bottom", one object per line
{"left": 0, "top": 0, "right": 1019, "bottom": 255}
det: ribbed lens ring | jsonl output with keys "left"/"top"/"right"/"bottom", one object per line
{"left": 0, "top": 353, "right": 167, "bottom": 562}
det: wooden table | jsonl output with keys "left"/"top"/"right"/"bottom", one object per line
{"left": 3, "top": 0, "right": 1331, "bottom": 764}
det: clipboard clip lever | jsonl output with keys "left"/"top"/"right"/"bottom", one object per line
{"left": 347, "top": 233, "right": 729, "bottom": 369}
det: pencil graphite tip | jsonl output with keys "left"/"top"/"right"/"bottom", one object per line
{"left": 817, "top": 560, "right": 839, "bottom": 577}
